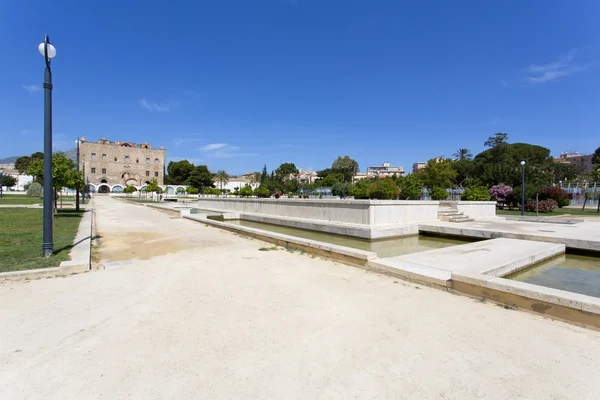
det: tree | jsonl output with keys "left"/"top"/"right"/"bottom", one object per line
{"left": 420, "top": 157, "right": 458, "bottom": 189}
{"left": 453, "top": 148, "right": 473, "bottom": 161}
{"left": 462, "top": 186, "right": 491, "bottom": 201}
{"left": 430, "top": 187, "right": 449, "bottom": 200}
{"left": 331, "top": 182, "right": 351, "bottom": 198}
{"left": 1, "top": 175, "right": 17, "bottom": 189}
{"left": 398, "top": 174, "right": 423, "bottom": 200}
{"left": 368, "top": 178, "right": 400, "bottom": 200}
{"left": 14, "top": 156, "right": 32, "bottom": 175}
{"left": 316, "top": 172, "right": 344, "bottom": 187}
{"left": 484, "top": 132, "right": 509, "bottom": 148}
{"left": 214, "top": 170, "right": 230, "bottom": 191}
{"left": 187, "top": 165, "right": 214, "bottom": 189}
{"left": 275, "top": 163, "right": 299, "bottom": 181}
{"left": 332, "top": 156, "right": 359, "bottom": 182}
{"left": 283, "top": 179, "right": 299, "bottom": 194}
{"left": 260, "top": 165, "right": 268, "bottom": 184}
{"left": 167, "top": 160, "right": 195, "bottom": 185}
{"left": 28, "top": 152, "right": 83, "bottom": 192}
{"left": 253, "top": 185, "right": 271, "bottom": 198}
{"left": 349, "top": 179, "right": 370, "bottom": 199}
{"left": 146, "top": 178, "right": 160, "bottom": 193}
{"left": 592, "top": 146, "right": 600, "bottom": 166}
{"left": 240, "top": 184, "right": 253, "bottom": 197}
{"left": 124, "top": 185, "right": 137, "bottom": 196}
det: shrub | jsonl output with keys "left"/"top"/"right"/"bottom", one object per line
{"left": 253, "top": 186, "right": 271, "bottom": 198}
{"left": 398, "top": 174, "right": 422, "bottom": 200}
{"left": 525, "top": 199, "right": 557, "bottom": 213}
{"left": 124, "top": 185, "right": 137, "bottom": 193}
{"left": 488, "top": 184, "right": 512, "bottom": 205}
{"left": 539, "top": 186, "right": 570, "bottom": 208}
{"left": 462, "top": 186, "right": 491, "bottom": 201}
{"left": 429, "top": 187, "right": 449, "bottom": 200}
{"left": 331, "top": 182, "right": 351, "bottom": 198}
{"left": 176, "top": 187, "right": 186, "bottom": 194}
{"left": 508, "top": 184, "right": 540, "bottom": 208}
{"left": 187, "top": 187, "right": 198, "bottom": 194}
{"left": 349, "top": 179, "right": 370, "bottom": 199}
{"left": 239, "top": 185, "right": 253, "bottom": 197}
{"left": 203, "top": 187, "right": 221, "bottom": 195}
{"left": 27, "top": 181, "right": 43, "bottom": 197}
{"left": 368, "top": 178, "right": 400, "bottom": 200}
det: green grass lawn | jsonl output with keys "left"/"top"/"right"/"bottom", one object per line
{"left": 497, "top": 207, "right": 600, "bottom": 217}
{"left": 0, "top": 194, "right": 77, "bottom": 205}
{"left": 0, "top": 208, "right": 83, "bottom": 272}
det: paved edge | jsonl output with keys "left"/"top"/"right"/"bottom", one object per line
{"left": 0, "top": 208, "right": 93, "bottom": 282}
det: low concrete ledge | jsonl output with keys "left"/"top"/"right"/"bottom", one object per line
{"left": 451, "top": 272, "right": 600, "bottom": 329}
{"left": 183, "top": 214, "right": 378, "bottom": 267}
{"left": 367, "top": 260, "right": 451, "bottom": 289}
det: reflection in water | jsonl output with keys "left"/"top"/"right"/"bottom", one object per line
{"left": 509, "top": 254, "right": 600, "bottom": 298}
{"left": 226, "top": 219, "right": 469, "bottom": 258}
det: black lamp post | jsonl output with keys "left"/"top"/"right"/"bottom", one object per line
{"left": 0, "top": 170, "right": 4, "bottom": 198}
{"left": 82, "top": 160, "right": 86, "bottom": 205}
{"left": 39, "top": 34, "right": 56, "bottom": 257}
{"left": 75, "top": 139, "right": 80, "bottom": 211}
{"left": 520, "top": 160, "right": 526, "bottom": 216}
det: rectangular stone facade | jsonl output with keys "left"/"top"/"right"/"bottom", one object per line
{"left": 79, "top": 138, "right": 166, "bottom": 189}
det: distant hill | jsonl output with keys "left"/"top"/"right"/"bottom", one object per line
{"left": 0, "top": 148, "right": 77, "bottom": 166}
{"left": 0, "top": 156, "right": 19, "bottom": 164}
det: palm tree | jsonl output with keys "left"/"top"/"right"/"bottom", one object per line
{"left": 214, "top": 170, "right": 230, "bottom": 191}
{"left": 453, "top": 148, "right": 473, "bottom": 161}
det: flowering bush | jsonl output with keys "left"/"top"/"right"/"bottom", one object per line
{"left": 488, "top": 184, "right": 512, "bottom": 207}
{"left": 524, "top": 199, "right": 557, "bottom": 213}
{"left": 538, "top": 186, "right": 570, "bottom": 207}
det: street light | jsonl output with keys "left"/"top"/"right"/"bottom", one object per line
{"left": 75, "top": 139, "right": 80, "bottom": 211}
{"left": 39, "top": 34, "right": 56, "bottom": 257}
{"left": 0, "top": 170, "right": 3, "bottom": 198}
{"left": 82, "top": 160, "right": 86, "bottom": 205}
{"left": 520, "top": 160, "right": 526, "bottom": 216}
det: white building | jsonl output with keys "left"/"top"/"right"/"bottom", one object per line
{"left": 0, "top": 163, "right": 33, "bottom": 192}
{"left": 367, "top": 162, "right": 406, "bottom": 177}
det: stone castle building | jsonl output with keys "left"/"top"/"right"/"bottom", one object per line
{"left": 79, "top": 137, "right": 166, "bottom": 193}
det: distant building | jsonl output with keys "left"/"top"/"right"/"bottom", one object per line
{"left": 367, "top": 162, "right": 406, "bottom": 178}
{"left": 79, "top": 137, "right": 166, "bottom": 193}
{"left": 555, "top": 152, "right": 596, "bottom": 173}
{"left": 412, "top": 162, "right": 427, "bottom": 173}
{"left": 0, "top": 163, "right": 33, "bottom": 192}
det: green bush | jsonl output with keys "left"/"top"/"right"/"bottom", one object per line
{"left": 253, "top": 186, "right": 271, "bottom": 198}
{"left": 124, "top": 185, "right": 137, "bottom": 193}
{"left": 509, "top": 184, "right": 540, "bottom": 207}
{"left": 239, "top": 185, "right": 253, "bottom": 197}
{"left": 368, "top": 178, "right": 400, "bottom": 200}
{"left": 203, "top": 187, "right": 221, "bottom": 195}
{"left": 27, "top": 181, "right": 43, "bottom": 197}
{"left": 349, "top": 179, "right": 370, "bottom": 199}
{"left": 398, "top": 174, "right": 422, "bottom": 200}
{"left": 462, "top": 186, "right": 491, "bottom": 201}
{"left": 187, "top": 187, "right": 198, "bottom": 194}
{"left": 538, "top": 186, "right": 570, "bottom": 208}
{"left": 429, "top": 187, "right": 449, "bottom": 200}
{"left": 331, "top": 182, "right": 351, "bottom": 198}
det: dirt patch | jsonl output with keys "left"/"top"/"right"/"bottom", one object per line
{"left": 98, "top": 232, "right": 190, "bottom": 262}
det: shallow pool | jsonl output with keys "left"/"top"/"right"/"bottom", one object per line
{"left": 508, "top": 254, "right": 600, "bottom": 298}
{"left": 225, "top": 219, "right": 470, "bottom": 258}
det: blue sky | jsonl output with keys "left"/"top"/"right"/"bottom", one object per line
{"left": 1, "top": 0, "right": 598, "bottom": 175}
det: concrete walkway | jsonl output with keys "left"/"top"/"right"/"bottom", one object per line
{"left": 1, "top": 196, "right": 600, "bottom": 399}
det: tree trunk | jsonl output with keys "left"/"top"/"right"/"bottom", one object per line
{"left": 582, "top": 194, "right": 587, "bottom": 211}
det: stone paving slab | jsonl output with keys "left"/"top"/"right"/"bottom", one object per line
{"left": 368, "top": 238, "right": 565, "bottom": 287}
{"left": 419, "top": 218, "right": 600, "bottom": 252}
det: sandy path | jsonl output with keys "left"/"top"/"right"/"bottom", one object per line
{"left": 1, "top": 196, "right": 600, "bottom": 399}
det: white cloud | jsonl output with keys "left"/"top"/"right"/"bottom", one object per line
{"left": 22, "top": 85, "right": 40, "bottom": 94}
{"left": 200, "top": 143, "right": 228, "bottom": 151}
{"left": 139, "top": 98, "right": 171, "bottom": 112}
{"left": 524, "top": 49, "right": 591, "bottom": 84}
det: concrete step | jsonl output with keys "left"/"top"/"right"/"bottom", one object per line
{"left": 449, "top": 217, "right": 474, "bottom": 223}
{"left": 438, "top": 211, "right": 463, "bottom": 216}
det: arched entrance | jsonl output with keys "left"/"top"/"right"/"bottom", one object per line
{"left": 98, "top": 183, "right": 111, "bottom": 193}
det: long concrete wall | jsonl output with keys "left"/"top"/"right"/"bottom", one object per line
{"left": 194, "top": 198, "right": 440, "bottom": 227}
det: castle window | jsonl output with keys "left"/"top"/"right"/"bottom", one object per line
{"left": 91, "top": 153, "right": 96, "bottom": 159}
{"left": 91, "top": 168, "right": 96, "bottom": 173}
{"left": 154, "top": 171, "right": 158, "bottom": 177}
{"left": 102, "top": 168, "right": 106, "bottom": 174}
{"left": 102, "top": 154, "right": 106, "bottom": 160}
{"left": 154, "top": 158, "right": 159, "bottom": 164}
{"left": 125, "top": 156, "right": 130, "bottom": 162}
{"left": 145, "top": 158, "right": 150, "bottom": 164}
{"left": 114, "top": 156, "right": 117, "bottom": 161}
{"left": 146, "top": 171, "right": 150, "bottom": 176}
